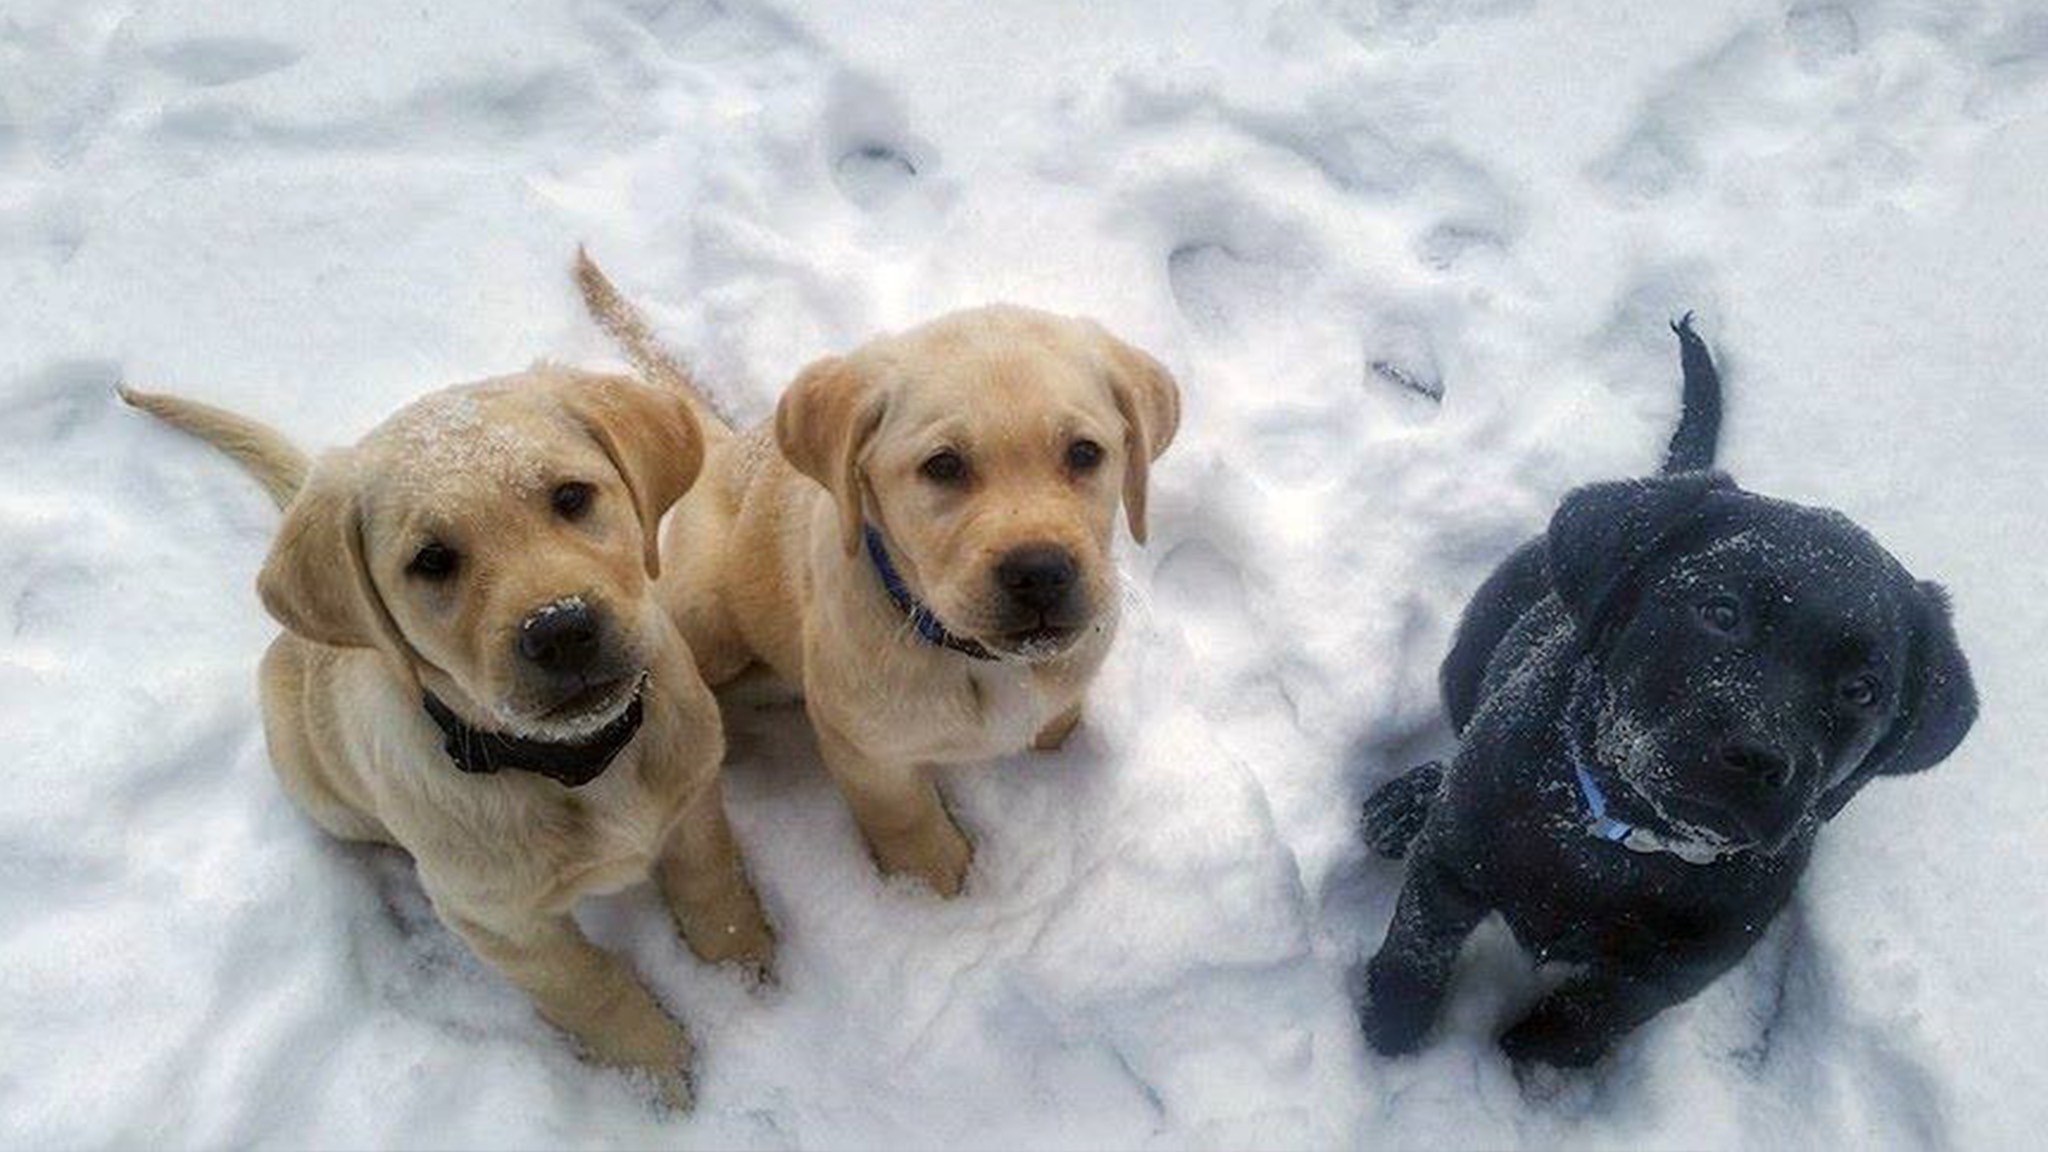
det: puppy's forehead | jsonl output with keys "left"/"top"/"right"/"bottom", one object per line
{"left": 1672, "top": 502, "right": 1913, "bottom": 629}
{"left": 360, "top": 381, "right": 593, "bottom": 505}
{"left": 876, "top": 306, "right": 1113, "bottom": 420}
{"left": 896, "top": 303, "right": 1077, "bottom": 352}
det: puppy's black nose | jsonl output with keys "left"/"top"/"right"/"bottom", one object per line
{"left": 1721, "top": 739, "right": 1792, "bottom": 790}
{"left": 518, "top": 600, "right": 601, "bottom": 673}
{"left": 996, "top": 545, "right": 1078, "bottom": 613}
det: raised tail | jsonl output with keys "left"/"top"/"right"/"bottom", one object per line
{"left": 573, "top": 247, "right": 733, "bottom": 433}
{"left": 1660, "top": 312, "right": 1722, "bottom": 475}
{"left": 118, "top": 386, "right": 308, "bottom": 509}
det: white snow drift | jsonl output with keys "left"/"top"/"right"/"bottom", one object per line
{"left": 4, "top": 0, "right": 2046, "bottom": 1147}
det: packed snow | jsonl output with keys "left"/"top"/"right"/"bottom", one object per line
{"left": 5, "top": 0, "right": 2046, "bottom": 1147}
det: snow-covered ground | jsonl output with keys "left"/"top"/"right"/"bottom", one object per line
{"left": 5, "top": 0, "right": 2046, "bottom": 1146}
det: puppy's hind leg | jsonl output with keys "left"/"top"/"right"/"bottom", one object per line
{"left": 1360, "top": 855, "right": 1487, "bottom": 1056}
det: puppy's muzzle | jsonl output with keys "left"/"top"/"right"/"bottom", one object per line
{"left": 519, "top": 598, "right": 604, "bottom": 676}
{"left": 1686, "top": 734, "right": 1809, "bottom": 851}
{"left": 1718, "top": 738, "right": 1792, "bottom": 791}
{"left": 995, "top": 544, "right": 1080, "bottom": 619}
{"left": 514, "top": 596, "right": 642, "bottom": 722}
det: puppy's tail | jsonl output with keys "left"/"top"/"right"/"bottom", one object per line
{"left": 574, "top": 246, "right": 734, "bottom": 435}
{"left": 1660, "top": 312, "right": 1722, "bottom": 475}
{"left": 118, "top": 386, "right": 308, "bottom": 510}
{"left": 1361, "top": 760, "right": 1446, "bottom": 860}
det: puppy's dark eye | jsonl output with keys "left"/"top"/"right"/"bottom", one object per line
{"left": 920, "top": 449, "right": 968, "bottom": 484}
{"left": 407, "top": 542, "right": 460, "bottom": 581}
{"left": 1841, "top": 673, "right": 1883, "bottom": 710}
{"left": 551, "top": 481, "right": 595, "bottom": 520}
{"left": 1066, "top": 439, "right": 1105, "bottom": 472}
{"left": 1696, "top": 596, "right": 1741, "bottom": 634}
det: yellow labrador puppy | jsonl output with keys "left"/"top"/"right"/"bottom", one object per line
{"left": 121, "top": 367, "right": 772, "bottom": 1106}
{"left": 577, "top": 252, "right": 1179, "bottom": 896}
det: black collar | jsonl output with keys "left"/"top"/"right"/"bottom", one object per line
{"left": 863, "top": 524, "right": 999, "bottom": 661}
{"left": 421, "top": 690, "right": 644, "bottom": 787}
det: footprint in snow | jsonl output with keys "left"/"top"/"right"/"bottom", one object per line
{"left": 821, "top": 73, "right": 947, "bottom": 219}
{"left": 1167, "top": 242, "right": 1306, "bottom": 337}
{"left": 1365, "top": 318, "right": 1446, "bottom": 414}
{"left": 833, "top": 142, "right": 922, "bottom": 210}
{"left": 1, "top": 359, "right": 124, "bottom": 449}
{"left": 143, "top": 36, "right": 303, "bottom": 87}
{"left": 1785, "top": 4, "right": 1860, "bottom": 73}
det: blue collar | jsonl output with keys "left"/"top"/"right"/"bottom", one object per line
{"left": 863, "top": 525, "right": 999, "bottom": 661}
{"left": 1564, "top": 664, "right": 1741, "bottom": 865}
{"left": 1571, "top": 753, "right": 1736, "bottom": 864}
{"left": 1564, "top": 664, "right": 1637, "bottom": 843}
{"left": 1572, "top": 759, "right": 1638, "bottom": 844}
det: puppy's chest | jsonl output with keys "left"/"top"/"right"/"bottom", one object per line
{"left": 966, "top": 666, "right": 1058, "bottom": 748}
{"left": 872, "top": 663, "right": 1065, "bottom": 763}
{"left": 411, "top": 740, "right": 700, "bottom": 907}
{"left": 534, "top": 755, "right": 690, "bottom": 897}
{"left": 1477, "top": 779, "right": 1796, "bottom": 958}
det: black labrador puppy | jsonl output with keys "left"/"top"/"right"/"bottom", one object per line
{"left": 1358, "top": 318, "right": 1978, "bottom": 1067}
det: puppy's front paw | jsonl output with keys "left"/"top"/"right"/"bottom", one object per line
{"left": 648, "top": 1062, "right": 695, "bottom": 1113}
{"left": 1358, "top": 960, "right": 1440, "bottom": 1056}
{"left": 590, "top": 1009, "right": 696, "bottom": 1112}
{"left": 1499, "top": 1005, "right": 1612, "bottom": 1069}
{"left": 874, "top": 814, "right": 974, "bottom": 897}
{"left": 680, "top": 892, "right": 776, "bottom": 978}
{"left": 666, "top": 855, "right": 778, "bottom": 979}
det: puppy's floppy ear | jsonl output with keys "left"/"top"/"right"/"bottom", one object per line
{"left": 1547, "top": 470, "right": 1735, "bottom": 636}
{"left": 562, "top": 375, "right": 705, "bottom": 579}
{"left": 1881, "top": 583, "right": 1979, "bottom": 776}
{"left": 1821, "top": 581, "right": 1978, "bottom": 818}
{"left": 1093, "top": 327, "right": 1181, "bottom": 545}
{"left": 258, "top": 454, "right": 418, "bottom": 692}
{"left": 776, "top": 354, "right": 886, "bottom": 555}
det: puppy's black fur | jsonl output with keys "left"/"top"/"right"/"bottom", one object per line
{"left": 1359, "top": 319, "right": 1978, "bottom": 1067}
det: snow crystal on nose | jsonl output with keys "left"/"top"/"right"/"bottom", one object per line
{"left": 524, "top": 595, "right": 587, "bottom": 623}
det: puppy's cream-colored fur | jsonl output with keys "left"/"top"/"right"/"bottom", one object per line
{"left": 122, "top": 369, "right": 772, "bottom": 1105}
{"left": 578, "top": 253, "right": 1179, "bottom": 896}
